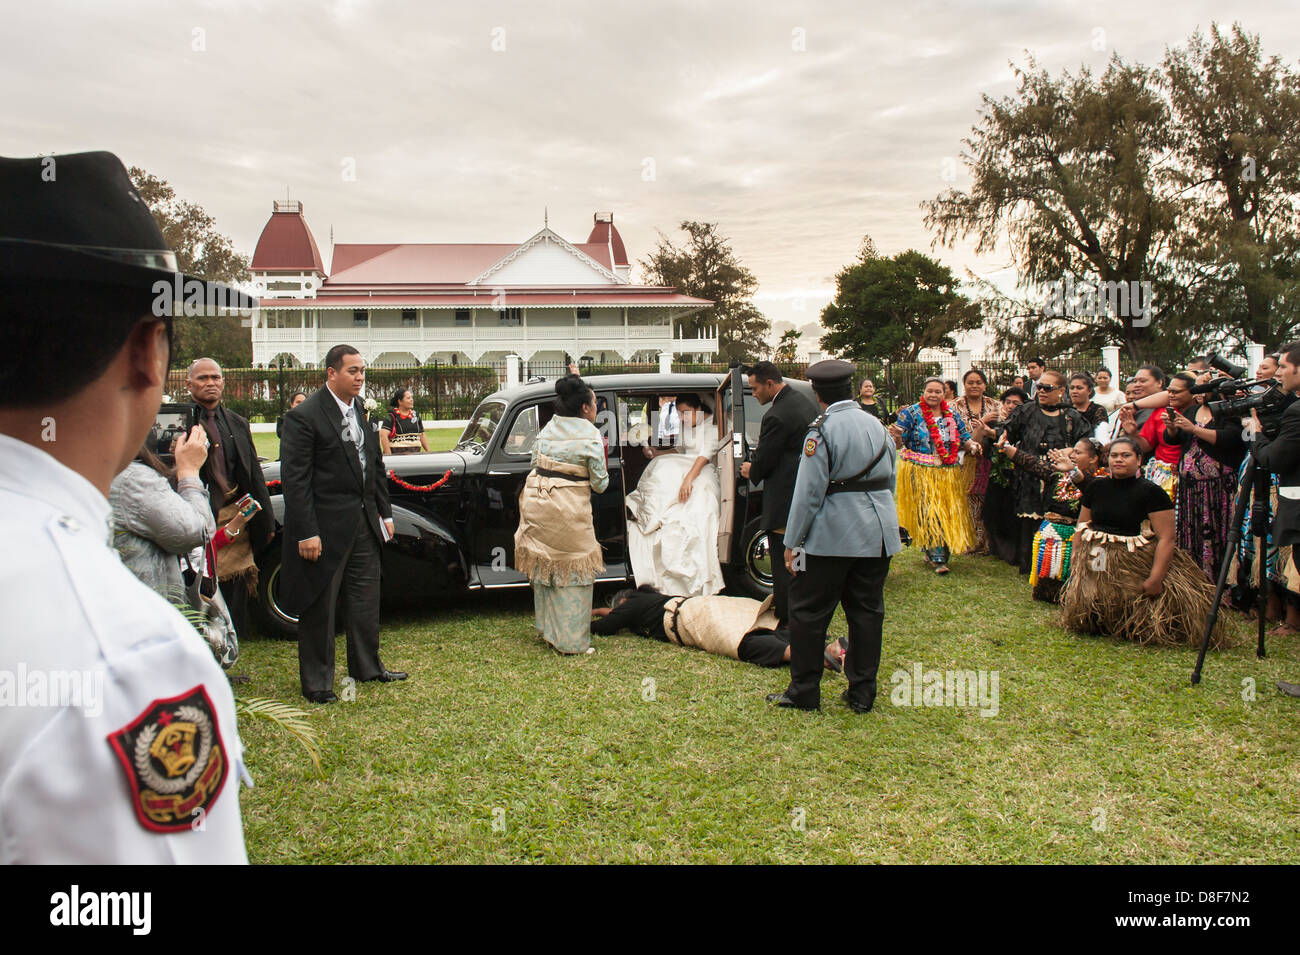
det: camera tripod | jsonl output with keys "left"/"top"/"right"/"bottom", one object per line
{"left": 1191, "top": 442, "right": 1269, "bottom": 684}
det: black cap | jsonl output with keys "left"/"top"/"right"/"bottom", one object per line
{"left": 0, "top": 151, "right": 256, "bottom": 314}
{"left": 805, "top": 358, "right": 856, "bottom": 386}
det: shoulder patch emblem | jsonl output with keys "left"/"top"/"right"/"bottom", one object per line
{"left": 804, "top": 437, "right": 819, "bottom": 456}
{"left": 107, "top": 685, "right": 229, "bottom": 833}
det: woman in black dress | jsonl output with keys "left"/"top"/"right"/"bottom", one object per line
{"left": 1000, "top": 371, "right": 1090, "bottom": 574}
{"left": 979, "top": 387, "right": 1028, "bottom": 565}
{"left": 1060, "top": 437, "right": 1230, "bottom": 647}
{"left": 1067, "top": 372, "right": 1109, "bottom": 433}
{"left": 380, "top": 388, "right": 429, "bottom": 454}
{"left": 856, "top": 377, "right": 893, "bottom": 424}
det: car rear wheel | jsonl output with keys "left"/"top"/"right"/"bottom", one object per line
{"left": 253, "top": 548, "right": 299, "bottom": 640}
{"left": 725, "top": 518, "right": 774, "bottom": 600}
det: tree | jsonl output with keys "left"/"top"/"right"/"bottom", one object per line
{"left": 922, "top": 57, "right": 1182, "bottom": 357}
{"left": 818, "top": 242, "right": 982, "bottom": 362}
{"left": 1163, "top": 23, "right": 1300, "bottom": 350}
{"left": 774, "top": 328, "right": 801, "bottom": 363}
{"left": 128, "top": 167, "right": 252, "bottom": 368}
{"left": 639, "top": 221, "right": 771, "bottom": 362}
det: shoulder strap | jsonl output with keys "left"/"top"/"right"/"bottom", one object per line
{"left": 831, "top": 428, "right": 892, "bottom": 488}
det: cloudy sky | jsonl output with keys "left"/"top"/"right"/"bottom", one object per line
{"left": 6, "top": 0, "right": 1299, "bottom": 348}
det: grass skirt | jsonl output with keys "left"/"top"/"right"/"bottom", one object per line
{"left": 1030, "top": 520, "right": 1075, "bottom": 604}
{"left": 1060, "top": 526, "right": 1231, "bottom": 648}
{"left": 896, "top": 454, "right": 975, "bottom": 553}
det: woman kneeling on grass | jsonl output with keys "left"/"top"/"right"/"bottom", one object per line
{"left": 1060, "top": 436, "right": 1230, "bottom": 648}
{"left": 514, "top": 374, "right": 608, "bottom": 655}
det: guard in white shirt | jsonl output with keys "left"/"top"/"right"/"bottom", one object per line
{"left": 0, "top": 151, "right": 257, "bottom": 862}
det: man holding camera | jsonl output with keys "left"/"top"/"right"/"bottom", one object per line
{"left": 1249, "top": 343, "right": 1300, "bottom": 697}
{"left": 186, "top": 358, "right": 273, "bottom": 642}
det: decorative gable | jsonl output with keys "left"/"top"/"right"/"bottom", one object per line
{"left": 470, "top": 228, "right": 623, "bottom": 287}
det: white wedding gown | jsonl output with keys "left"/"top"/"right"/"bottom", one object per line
{"left": 626, "top": 414, "right": 725, "bottom": 597}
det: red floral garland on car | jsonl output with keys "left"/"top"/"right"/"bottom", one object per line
{"left": 388, "top": 469, "right": 452, "bottom": 492}
{"left": 919, "top": 401, "right": 961, "bottom": 465}
{"left": 266, "top": 469, "right": 452, "bottom": 493}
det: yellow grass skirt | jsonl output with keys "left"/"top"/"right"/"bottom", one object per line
{"left": 896, "top": 454, "right": 975, "bottom": 553}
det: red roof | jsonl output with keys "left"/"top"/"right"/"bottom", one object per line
{"left": 250, "top": 203, "right": 325, "bottom": 273}
{"left": 325, "top": 240, "right": 615, "bottom": 285}
{"left": 256, "top": 290, "right": 711, "bottom": 309}
{"left": 586, "top": 215, "right": 628, "bottom": 266}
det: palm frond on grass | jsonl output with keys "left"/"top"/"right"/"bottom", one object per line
{"left": 166, "top": 593, "right": 326, "bottom": 778}
{"left": 234, "top": 697, "right": 325, "bottom": 778}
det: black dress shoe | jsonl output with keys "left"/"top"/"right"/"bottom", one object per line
{"left": 841, "top": 689, "right": 874, "bottom": 714}
{"left": 765, "top": 691, "right": 819, "bottom": 711}
{"left": 1278, "top": 681, "right": 1300, "bottom": 698}
{"left": 304, "top": 690, "right": 338, "bottom": 704}
{"left": 361, "top": 670, "right": 407, "bottom": 683}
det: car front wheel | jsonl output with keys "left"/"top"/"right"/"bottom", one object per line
{"left": 724, "top": 518, "right": 775, "bottom": 600}
{"left": 253, "top": 547, "right": 299, "bottom": 639}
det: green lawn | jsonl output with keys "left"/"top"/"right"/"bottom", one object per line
{"left": 252, "top": 427, "right": 462, "bottom": 462}
{"left": 230, "top": 549, "right": 1299, "bottom": 864}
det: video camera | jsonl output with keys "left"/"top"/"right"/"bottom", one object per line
{"left": 1187, "top": 352, "right": 1287, "bottom": 439}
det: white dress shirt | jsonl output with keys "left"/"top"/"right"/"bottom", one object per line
{"left": 0, "top": 435, "right": 247, "bottom": 863}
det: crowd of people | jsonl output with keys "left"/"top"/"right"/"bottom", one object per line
{"left": 874, "top": 352, "right": 1300, "bottom": 651}
{"left": 7, "top": 149, "right": 1300, "bottom": 868}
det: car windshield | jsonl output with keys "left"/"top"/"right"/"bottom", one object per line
{"left": 456, "top": 400, "right": 506, "bottom": 452}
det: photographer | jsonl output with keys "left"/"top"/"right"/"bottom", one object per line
{"left": 1162, "top": 377, "right": 1246, "bottom": 583}
{"left": 1249, "top": 343, "right": 1300, "bottom": 636}
{"left": 110, "top": 425, "right": 241, "bottom": 666}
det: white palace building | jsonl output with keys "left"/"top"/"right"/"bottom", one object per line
{"left": 248, "top": 202, "right": 717, "bottom": 368}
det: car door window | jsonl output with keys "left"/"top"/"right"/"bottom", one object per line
{"left": 499, "top": 404, "right": 540, "bottom": 458}
{"left": 744, "top": 391, "right": 766, "bottom": 447}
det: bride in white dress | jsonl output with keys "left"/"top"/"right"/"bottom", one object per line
{"left": 626, "top": 393, "right": 725, "bottom": 597}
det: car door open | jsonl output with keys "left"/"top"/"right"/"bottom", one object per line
{"left": 716, "top": 366, "right": 748, "bottom": 566}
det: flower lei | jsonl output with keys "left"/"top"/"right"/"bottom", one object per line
{"left": 388, "top": 469, "right": 452, "bottom": 492}
{"left": 267, "top": 469, "right": 453, "bottom": 494}
{"left": 919, "top": 401, "right": 961, "bottom": 465}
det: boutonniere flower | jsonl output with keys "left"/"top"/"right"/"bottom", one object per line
{"left": 363, "top": 397, "right": 378, "bottom": 413}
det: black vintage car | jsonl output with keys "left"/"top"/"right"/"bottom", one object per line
{"left": 253, "top": 369, "right": 815, "bottom": 637}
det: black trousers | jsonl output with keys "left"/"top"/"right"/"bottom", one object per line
{"left": 785, "top": 552, "right": 891, "bottom": 708}
{"left": 218, "top": 576, "right": 249, "bottom": 645}
{"left": 768, "top": 528, "right": 792, "bottom": 627}
{"left": 297, "top": 510, "right": 384, "bottom": 695}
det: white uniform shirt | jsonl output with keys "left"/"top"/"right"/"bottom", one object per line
{"left": 0, "top": 435, "right": 247, "bottom": 863}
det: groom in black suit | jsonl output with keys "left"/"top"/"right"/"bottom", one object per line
{"left": 279, "top": 344, "right": 406, "bottom": 703}
{"left": 740, "top": 361, "right": 818, "bottom": 628}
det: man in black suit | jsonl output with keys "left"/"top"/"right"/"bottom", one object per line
{"left": 1254, "top": 344, "right": 1300, "bottom": 548}
{"left": 187, "top": 358, "right": 274, "bottom": 642}
{"left": 740, "top": 361, "right": 818, "bottom": 628}
{"left": 279, "top": 344, "right": 405, "bottom": 703}
{"left": 1252, "top": 343, "right": 1300, "bottom": 697}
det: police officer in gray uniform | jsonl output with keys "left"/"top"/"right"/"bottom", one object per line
{"left": 766, "top": 360, "right": 902, "bottom": 713}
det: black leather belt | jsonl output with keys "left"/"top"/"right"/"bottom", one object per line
{"left": 667, "top": 596, "right": 692, "bottom": 646}
{"left": 826, "top": 476, "right": 891, "bottom": 494}
{"left": 536, "top": 467, "right": 587, "bottom": 482}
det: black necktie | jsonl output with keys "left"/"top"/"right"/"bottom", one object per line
{"left": 202, "top": 408, "right": 228, "bottom": 481}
